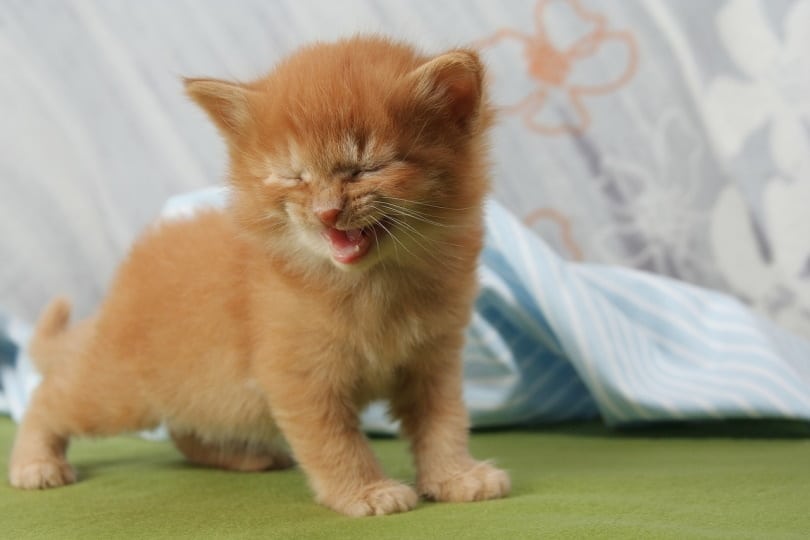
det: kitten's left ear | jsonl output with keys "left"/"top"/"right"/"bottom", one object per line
{"left": 184, "top": 78, "right": 257, "bottom": 138}
{"left": 407, "top": 50, "right": 485, "bottom": 129}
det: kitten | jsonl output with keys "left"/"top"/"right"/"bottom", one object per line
{"left": 8, "top": 36, "right": 510, "bottom": 516}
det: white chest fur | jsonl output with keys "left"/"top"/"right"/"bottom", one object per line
{"left": 340, "top": 286, "right": 435, "bottom": 400}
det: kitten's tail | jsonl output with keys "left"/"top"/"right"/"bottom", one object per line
{"left": 29, "top": 297, "right": 74, "bottom": 375}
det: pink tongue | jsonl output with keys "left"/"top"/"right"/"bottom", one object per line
{"left": 323, "top": 227, "right": 371, "bottom": 264}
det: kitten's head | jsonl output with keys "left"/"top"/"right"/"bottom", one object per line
{"left": 186, "top": 36, "right": 490, "bottom": 274}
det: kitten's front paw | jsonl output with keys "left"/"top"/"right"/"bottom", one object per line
{"left": 9, "top": 459, "right": 76, "bottom": 489}
{"left": 420, "top": 461, "right": 510, "bottom": 502}
{"left": 325, "top": 480, "right": 419, "bottom": 517}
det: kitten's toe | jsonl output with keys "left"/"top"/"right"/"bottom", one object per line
{"left": 420, "top": 461, "right": 510, "bottom": 503}
{"left": 326, "top": 480, "right": 419, "bottom": 517}
{"left": 9, "top": 459, "right": 77, "bottom": 489}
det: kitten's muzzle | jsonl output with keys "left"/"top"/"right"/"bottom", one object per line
{"left": 315, "top": 207, "right": 341, "bottom": 227}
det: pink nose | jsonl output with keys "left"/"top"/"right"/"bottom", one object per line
{"left": 315, "top": 207, "right": 340, "bottom": 227}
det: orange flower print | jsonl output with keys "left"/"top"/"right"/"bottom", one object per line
{"left": 525, "top": 207, "right": 583, "bottom": 261}
{"left": 476, "top": 0, "right": 638, "bottom": 135}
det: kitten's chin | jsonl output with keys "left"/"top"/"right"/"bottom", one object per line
{"left": 331, "top": 255, "right": 379, "bottom": 273}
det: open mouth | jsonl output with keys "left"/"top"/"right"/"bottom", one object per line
{"left": 321, "top": 222, "right": 385, "bottom": 264}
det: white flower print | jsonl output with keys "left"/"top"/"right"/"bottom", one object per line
{"left": 710, "top": 177, "right": 810, "bottom": 338}
{"left": 590, "top": 111, "right": 716, "bottom": 284}
{"left": 704, "top": 0, "right": 810, "bottom": 179}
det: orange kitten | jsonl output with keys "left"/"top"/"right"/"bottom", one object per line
{"left": 8, "top": 36, "right": 510, "bottom": 516}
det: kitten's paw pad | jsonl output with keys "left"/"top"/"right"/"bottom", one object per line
{"left": 420, "top": 461, "right": 510, "bottom": 502}
{"left": 330, "top": 480, "right": 419, "bottom": 517}
{"left": 9, "top": 460, "right": 76, "bottom": 490}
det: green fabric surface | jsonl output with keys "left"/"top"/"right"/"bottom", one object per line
{"left": 2, "top": 418, "right": 809, "bottom": 539}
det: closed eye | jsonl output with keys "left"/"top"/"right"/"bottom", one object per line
{"left": 266, "top": 174, "right": 304, "bottom": 187}
{"left": 349, "top": 165, "right": 384, "bottom": 180}
{"left": 279, "top": 172, "right": 305, "bottom": 184}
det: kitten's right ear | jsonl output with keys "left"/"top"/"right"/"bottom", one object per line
{"left": 184, "top": 78, "right": 256, "bottom": 138}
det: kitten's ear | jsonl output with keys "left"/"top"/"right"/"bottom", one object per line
{"left": 184, "top": 78, "right": 256, "bottom": 138}
{"left": 406, "top": 50, "right": 484, "bottom": 128}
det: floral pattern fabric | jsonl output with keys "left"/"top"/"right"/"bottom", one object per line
{"left": 478, "top": 0, "right": 810, "bottom": 339}
{"left": 0, "top": 0, "right": 808, "bottom": 340}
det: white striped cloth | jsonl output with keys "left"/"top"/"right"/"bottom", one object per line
{"left": 3, "top": 189, "right": 810, "bottom": 432}
{"left": 457, "top": 200, "right": 810, "bottom": 428}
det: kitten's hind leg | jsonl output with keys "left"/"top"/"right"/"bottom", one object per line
{"left": 8, "top": 386, "right": 77, "bottom": 489}
{"left": 9, "top": 378, "right": 86, "bottom": 489}
{"left": 170, "top": 431, "right": 294, "bottom": 472}
{"left": 9, "top": 371, "right": 157, "bottom": 489}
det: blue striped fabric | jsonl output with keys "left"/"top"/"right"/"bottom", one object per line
{"left": 0, "top": 315, "right": 33, "bottom": 423}
{"left": 2, "top": 189, "right": 810, "bottom": 432}
{"left": 460, "top": 200, "right": 810, "bottom": 427}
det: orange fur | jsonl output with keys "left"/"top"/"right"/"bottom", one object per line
{"left": 8, "top": 36, "right": 509, "bottom": 516}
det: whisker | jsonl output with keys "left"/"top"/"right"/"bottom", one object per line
{"left": 375, "top": 219, "right": 416, "bottom": 261}
{"left": 390, "top": 225, "right": 465, "bottom": 268}
{"left": 374, "top": 200, "right": 435, "bottom": 217}
{"left": 367, "top": 202, "right": 458, "bottom": 242}
{"left": 383, "top": 214, "right": 465, "bottom": 251}
{"left": 381, "top": 196, "right": 482, "bottom": 212}
{"left": 370, "top": 225, "right": 391, "bottom": 275}
{"left": 380, "top": 214, "right": 467, "bottom": 264}
{"left": 375, "top": 201, "right": 463, "bottom": 229}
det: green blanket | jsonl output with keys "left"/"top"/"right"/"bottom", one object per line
{"left": 1, "top": 418, "right": 808, "bottom": 539}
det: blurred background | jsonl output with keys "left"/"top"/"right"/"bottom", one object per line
{"left": 1, "top": 0, "right": 808, "bottom": 340}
